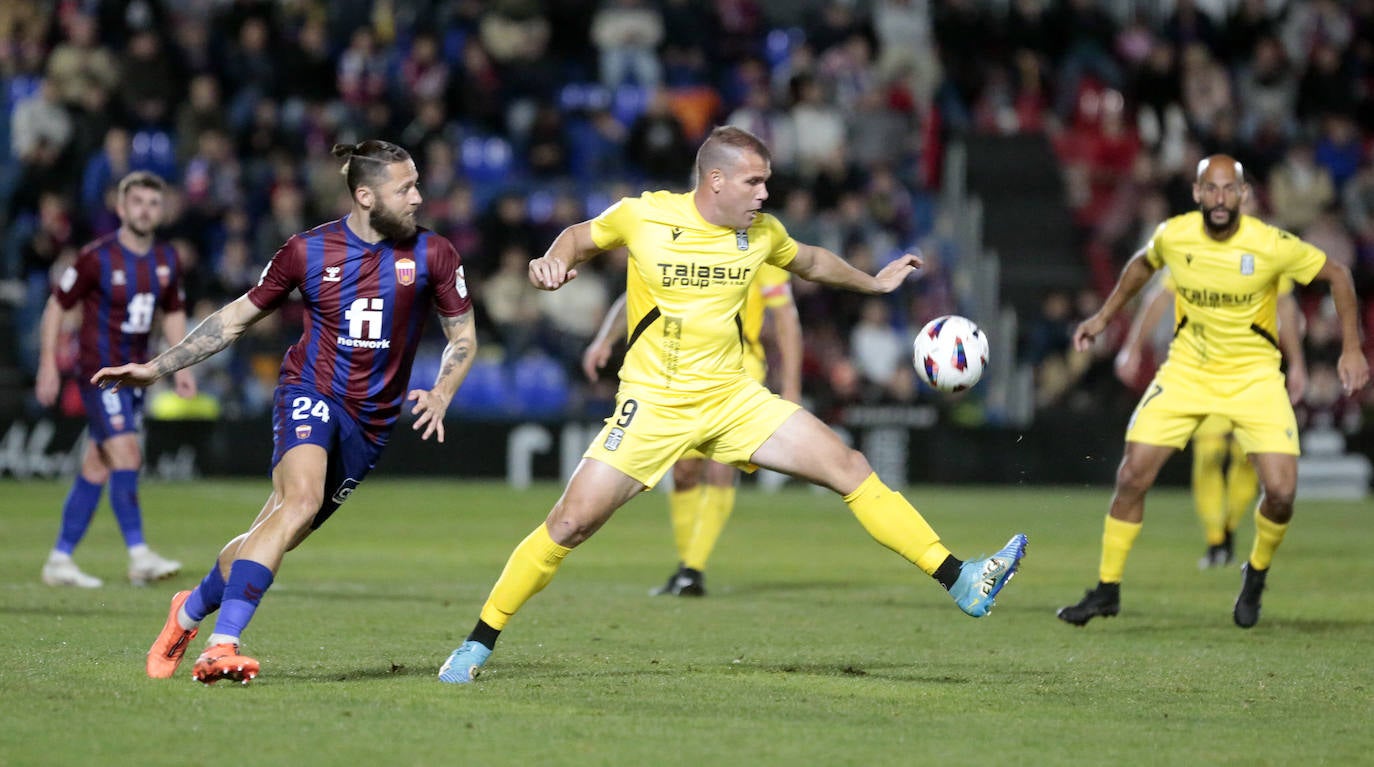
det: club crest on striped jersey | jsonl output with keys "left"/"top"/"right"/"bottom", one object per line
{"left": 395, "top": 258, "right": 416, "bottom": 286}
{"left": 156, "top": 264, "right": 171, "bottom": 287}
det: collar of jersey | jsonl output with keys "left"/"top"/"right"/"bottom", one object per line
{"left": 340, "top": 213, "right": 392, "bottom": 252}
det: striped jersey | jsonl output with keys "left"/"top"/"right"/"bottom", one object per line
{"left": 53, "top": 234, "right": 185, "bottom": 379}
{"left": 246, "top": 216, "right": 471, "bottom": 441}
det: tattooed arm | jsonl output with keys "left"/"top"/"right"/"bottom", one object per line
{"left": 408, "top": 308, "right": 478, "bottom": 443}
{"left": 90, "top": 294, "right": 271, "bottom": 389}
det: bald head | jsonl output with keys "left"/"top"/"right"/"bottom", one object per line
{"left": 1193, "top": 154, "right": 1248, "bottom": 237}
{"left": 1196, "top": 154, "right": 1245, "bottom": 186}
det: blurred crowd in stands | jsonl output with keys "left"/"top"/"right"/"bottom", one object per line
{"left": 1, "top": 0, "right": 1370, "bottom": 432}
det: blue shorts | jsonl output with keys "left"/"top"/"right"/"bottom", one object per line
{"left": 270, "top": 384, "right": 387, "bottom": 529}
{"left": 80, "top": 382, "right": 144, "bottom": 442}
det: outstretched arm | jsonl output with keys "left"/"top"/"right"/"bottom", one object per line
{"left": 408, "top": 309, "right": 478, "bottom": 443}
{"left": 785, "top": 243, "right": 922, "bottom": 294}
{"left": 159, "top": 309, "right": 198, "bottom": 398}
{"left": 529, "top": 221, "right": 604, "bottom": 291}
{"left": 582, "top": 292, "right": 627, "bottom": 382}
{"left": 91, "top": 294, "right": 271, "bottom": 389}
{"left": 1311, "top": 258, "right": 1369, "bottom": 395}
{"left": 1074, "top": 250, "right": 1157, "bottom": 352}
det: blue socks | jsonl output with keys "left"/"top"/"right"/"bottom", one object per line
{"left": 213, "top": 560, "right": 275, "bottom": 640}
{"left": 109, "top": 469, "right": 145, "bottom": 547}
{"left": 55, "top": 476, "right": 103, "bottom": 554}
{"left": 184, "top": 562, "right": 228, "bottom": 623}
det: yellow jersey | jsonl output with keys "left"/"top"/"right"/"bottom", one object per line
{"left": 1145, "top": 212, "right": 1324, "bottom": 378}
{"left": 590, "top": 190, "right": 798, "bottom": 392}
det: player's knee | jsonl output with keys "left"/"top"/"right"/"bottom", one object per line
{"left": 278, "top": 487, "right": 325, "bottom": 527}
{"left": 1260, "top": 483, "right": 1296, "bottom": 521}
{"left": 672, "top": 462, "right": 700, "bottom": 491}
{"left": 835, "top": 448, "right": 874, "bottom": 488}
{"left": 1115, "top": 460, "right": 1156, "bottom": 496}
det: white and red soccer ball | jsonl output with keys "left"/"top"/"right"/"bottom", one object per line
{"left": 912, "top": 315, "right": 988, "bottom": 393}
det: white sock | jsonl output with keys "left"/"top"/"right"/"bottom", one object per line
{"left": 48, "top": 550, "right": 72, "bottom": 563}
{"left": 128, "top": 543, "right": 151, "bottom": 558}
{"left": 206, "top": 633, "right": 240, "bottom": 648}
{"left": 176, "top": 604, "right": 199, "bottom": 632}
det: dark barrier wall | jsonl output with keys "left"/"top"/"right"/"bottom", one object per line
{"left": 0, "top": 412, "right": 1213, "bottom": 488}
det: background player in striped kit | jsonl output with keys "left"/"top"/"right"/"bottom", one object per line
{"left": 93, "top": 140, "right": 478, "bottom": 683}
{"left": 35, "top": 171, "right": 190, "bottom": 588}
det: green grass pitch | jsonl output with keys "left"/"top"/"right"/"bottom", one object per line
{"left": 1, "top": 478, "right": 1371, "bottom": 766}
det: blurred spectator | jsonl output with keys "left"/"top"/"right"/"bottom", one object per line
{"left": 535, "top": 258, "right": 609, "bottom": 374}
{"left": 625, "top": 88, "right": 692, "bottom": 185}
{"left": 176, "top": 74, "right": 229, "bottom": 166}
{"left": 10, "top": 79, "right": 74, "bottom": 206}
{"left": 45, "top": 11, "right": 119, "bottom": 108}
{"left": 483, "top": 244, "right": 544, "bottom": 360}
{"left": 850, "top": 297, "right": 914, "bottom": 402}
{"left": 788, "top": 73, "right": 845, "bottom": 179}
{"left": 1269, "top": 141, "right": 1336, "bottom": 233}
{"left": 590, "top": 0, "right": 663, "bottom": 90}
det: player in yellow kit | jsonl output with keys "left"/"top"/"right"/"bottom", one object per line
{"left": 1113, "top": 270, "right": 1307, "bottom": 569}
{"left": 583, "top": 263, "right": 802, "bottom": 596}
{"left": 439, "top": 126, "right": 1028, "bottom": 683}
{"left": 1060, "top": 154, "right": 1367, "bottom": 629}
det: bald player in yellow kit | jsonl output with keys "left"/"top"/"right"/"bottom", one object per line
{"left": 1060, "top": 154, "right": 1368, "bottom": 629}
{"left": 583, "top": 262, "right": 801, "bottom": 597}
{"left": 439, "top": 126, "right": 1028, "bottom": 683}
{"left": 1113, "top": 270, "right": 1307, "bottom": 569}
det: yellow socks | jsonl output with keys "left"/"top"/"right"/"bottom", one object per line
{"left": 1226, "top": 441, "right": 1258, "bottom": 534}
{"left": 682, "top": 485, "right": 735, "bottom": 572}
{"left": 478, "top": 524, "right": 571, "bottom": 630}
{"left": 667, "top": 487, "right": 701, "bottom": 562}
{"left": 1099, "top": 516, "right": 1142, "bottom": 584}
{"left": 1249, "top": 511, "right": 1289, "bottom": 571}
{"left": 843, "top": 473, "right": 950, "bottom": 575}
{"left": 1192, "top": 435, "right": 1228, "bottom": 546}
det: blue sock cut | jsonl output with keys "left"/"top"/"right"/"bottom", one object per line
{"left": 184, "top": 562, "right": 228, "bottom": 623}
{"left": 109, "top": 469, "right": 145, "bottom": 547}
{"left": 55, "top": 476, "right": 104, "bottom": 554}
{"left": 213, "top": 560, "right": 275, "bottom": 640}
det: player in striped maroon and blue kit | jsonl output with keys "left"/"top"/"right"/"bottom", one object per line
{"left": 94, "top": 140, "right": 478, "bottom": 684}
{"left": 35, "top": 171, "right": 191, "bottom": 589}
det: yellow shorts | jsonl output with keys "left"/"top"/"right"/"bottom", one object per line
{"left": 682, "top": 353, "right": 767, "bottom": 462}
{"left": 585, "top": 374, "right": 800, "bottom": 488}
{"left": 1126, "top": 364, "right": 1299, "bottom": 455}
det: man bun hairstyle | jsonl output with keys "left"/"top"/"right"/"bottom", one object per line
{"left": 331, "top": 139, "right": 412, "bottom": 192}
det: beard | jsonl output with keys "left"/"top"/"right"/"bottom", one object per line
{"left": 371, "top": 203, "right": 417, "bottom": 242}
{"left": 1201, "top": 203, "right": 1237, "bottom": 234}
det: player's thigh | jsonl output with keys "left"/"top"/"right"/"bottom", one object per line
{"left": 702, "top": 459, "right": 737, "bottom": 486}
{"left": 1124, "top": 377, "right": 1203, "bottom": 449}
{"left": 1227, "top": 375, "right": 1300, "bottom": 457}
{"left": 672, "top": 455, "right": 707, "bottom": 488}
{"left": 583, "top": 386, "right": 698, "bottom": 488}
{"left": 546, "top": 458, "right": 647, "bottom": 545}
{"left": 81, "top": 382, "right": 143, "bottom": 445}
{"left": 270, "top": 443, "right": 329, "bottom": 515}
{"left": 748, "top": 408, "right": 869, "bottom": 494}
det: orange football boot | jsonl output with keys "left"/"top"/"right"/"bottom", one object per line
{"left": 192, "top": 642, "right": 260, "bottom": 685}
{"left": 146, "top": 590, "right": 197, "bottom": 679}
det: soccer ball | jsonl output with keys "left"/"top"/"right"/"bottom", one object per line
{"left": 912, "top": 315, "right": 988, "bottom": 392}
